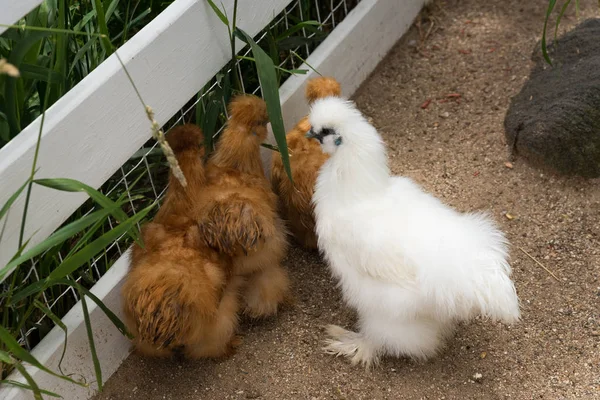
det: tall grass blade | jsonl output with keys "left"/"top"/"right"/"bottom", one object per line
{"left": 19, "top": 64, "right": 53, "bottom": 250}
{"left": 0, "top": 238, "right": 31, "bottom": 287}
{"left": 235, "top": 27, "right": 293, "bottom": 182}
{"left": 18, "top": 63, "right": 64, "bottom": 84}
{"left": 554, "top": 0, "right": 572, "bottom": 41}
{"left": 0, "top": 180, "right": 30, "bottom": 221}
{"left": 33, "top": 300, "right": 69, "bottom": 374}
{"left": 73, "top": 10, "right": 97, "bottom": 32}
{"left": 0, "top": 208, "right": 115, "bottom": 282}
{"left": 276, "top": 21, "right": 321, "bottom": 40}
{"left": 47, "top": 203, "right": 154, "bottom": 280}
{"left": 69, "top": 38, "right": 97, "bottom": 75}
{"left": 93, "top": 0, "right": 115, "bottom": 56}
{"left": 237, "top": 56, "right": 307, "bottom": 75}
{"left": 10, "top": 276, "right": 133, "bottom": 339}
{"left": 9, "top": 280, "right": 46, "bottom": 305}
{"left": 0, "top": 25, "right": 104, "bottom": 38}
{"left": 0, "top": 350, "right": 14, "bottom": 364}
{"left": 63, "top": 194, "right": 144, "bottom": 258}
{"left": 0, "top": 379, "right": 62, "bottom": 398}
{"left": 48, "top": 0, "right": 68, "bottom": 103}
{"left": 290, "top": 50, "right": 322, "bottom": 76}
{"left": 541, "top": 0, "right": 558, "bottom": 65}
{"left": 105, "top": 0, "right": 123, "bottom": 22}
{"left": 206, "top": 0, "right": 230, "bottom": 25}
{"left": 0, "top": 325, "right": 85, "bottom": 386}
{"left": 277, "top": 36, "right": 323, "bottom": 51}
{"left": 5, "top": 30, "right": 51, "bottom": 134}
{"left": 111, "top": 8, "right": 152, "bottom": 43}
{"left": 78, "top": 290, "right": 102, "bottom": 392}
{"left": 51, "top": 278, "right": 133, "bottom": 338}
{"left": 230, "top": 0, "right": 240, "bottom": 91}
{"left": 222, "top": 67, "right": 233, "bottom": 107}
{"left": 13, "top": 364, "right": 44, "bottom": 400}
{"left": 260, "top": 143, "right": 280, "bottom": 152}
{"left": 266, "top": 30, "right": 281, "bottom": 83}
{"left": 200, "top": 91, "right": 223, "bottom": 154}
{"left": 7, "top": 32, "right": 51, "bottom": 65}
{"left": 0, "top": 112, "right": 10, "bottom": 145}
{"left": 65, "top": 210, "right": 121, "bottom": 259}
{"left": 33, "top": 178, "right": 142, "bottom": 244}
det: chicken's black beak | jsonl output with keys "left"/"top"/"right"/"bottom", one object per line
{"left": 305, "top": 128, "right": 317, "bottom": 139}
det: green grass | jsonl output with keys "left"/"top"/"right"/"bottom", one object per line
{"left": 0, "top": 0, "right": 165, "bottom": 148}
{"left": 540, "top": 0, "right": 594, "bottom": 64}
{"left": 0, "top": 0, "right": 361, "bottom": 397}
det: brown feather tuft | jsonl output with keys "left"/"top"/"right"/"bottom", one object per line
{"left": 305, "top": 76, "right": 342, "bottom": 104}
{"left": 227, "top": 95, "right": 269, "bottom": 127}
{"left": 166, "top": 124, "right": 204, "bottom": 154}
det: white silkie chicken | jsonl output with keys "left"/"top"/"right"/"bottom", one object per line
{"left": 306, "top": 97, "right": 520, "bottom": 368}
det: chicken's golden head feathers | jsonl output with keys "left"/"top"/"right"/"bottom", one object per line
{"left": 228, "top": 95, "right": 269, "bottom": 126}
{"left": 226, "top": 95, "right": 269, "bottom": 142}
{"left": 305, "top": 77, "right": 341, "bottom": 104}
{"left": 166, "top": 124, "right": 204, "bottom": 154}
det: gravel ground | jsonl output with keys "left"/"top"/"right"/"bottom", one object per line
{"left": 95, "top": 1, "right": 600, "bottom": 398}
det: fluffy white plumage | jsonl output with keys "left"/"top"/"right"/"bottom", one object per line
{"left": 307, "top": 97, "right": 520, "bottom": 367}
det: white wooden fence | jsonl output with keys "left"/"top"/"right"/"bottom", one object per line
{"left": 0, "top": 0, "right": 426, "bottom": 398}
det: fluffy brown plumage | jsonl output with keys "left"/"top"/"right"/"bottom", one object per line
{"left": 196, "top": 95, "right": 291, "bottom": 318}
{"left": 122, "top": 124, "right": 242, "bottom": 359}
{"left": 271, "top": 77, "right": 341, "bottom": 249}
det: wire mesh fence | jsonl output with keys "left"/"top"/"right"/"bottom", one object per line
{"left": 5, "top": 0, "right": 362, "bottom": 354}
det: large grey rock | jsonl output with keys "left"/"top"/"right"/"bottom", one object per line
{"left": 504, "top": 18, "right": 600, "bottom": 178}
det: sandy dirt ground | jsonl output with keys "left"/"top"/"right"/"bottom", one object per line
{"left": 95, "top": 0, "right": 600, "bottom": 398}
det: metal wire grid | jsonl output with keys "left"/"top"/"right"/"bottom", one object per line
{"left": 12, "top": 0, "right": 361, "bottom": 349}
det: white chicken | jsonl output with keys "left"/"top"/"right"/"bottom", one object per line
{"left": 307, "top": 97, "right": 520, "bottom": 368}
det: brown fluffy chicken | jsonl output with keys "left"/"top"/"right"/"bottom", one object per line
{"left": 270, "top": 77, "right": 341, "bottom": 249}
{"left": 196, "top": 95, "right": 290, "bottom": 318}
{"left": 122, "top": 125, "right": 243, "bottom": 359}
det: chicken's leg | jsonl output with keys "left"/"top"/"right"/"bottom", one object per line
{"left": 323, "top": 324, "right": 379, "bottom": 369}
{"left": 359, "top": 314, "right": 452, "bottom": 361}
{"left": 243, "top": 263, "right": 290, "bottom": 318}
{"left": 184, "top": 275, "right": 244, "bottom": 359}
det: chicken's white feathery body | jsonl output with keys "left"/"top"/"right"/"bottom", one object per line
{"left": 309, "top": 97, "right": 520, "bottom": 366}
